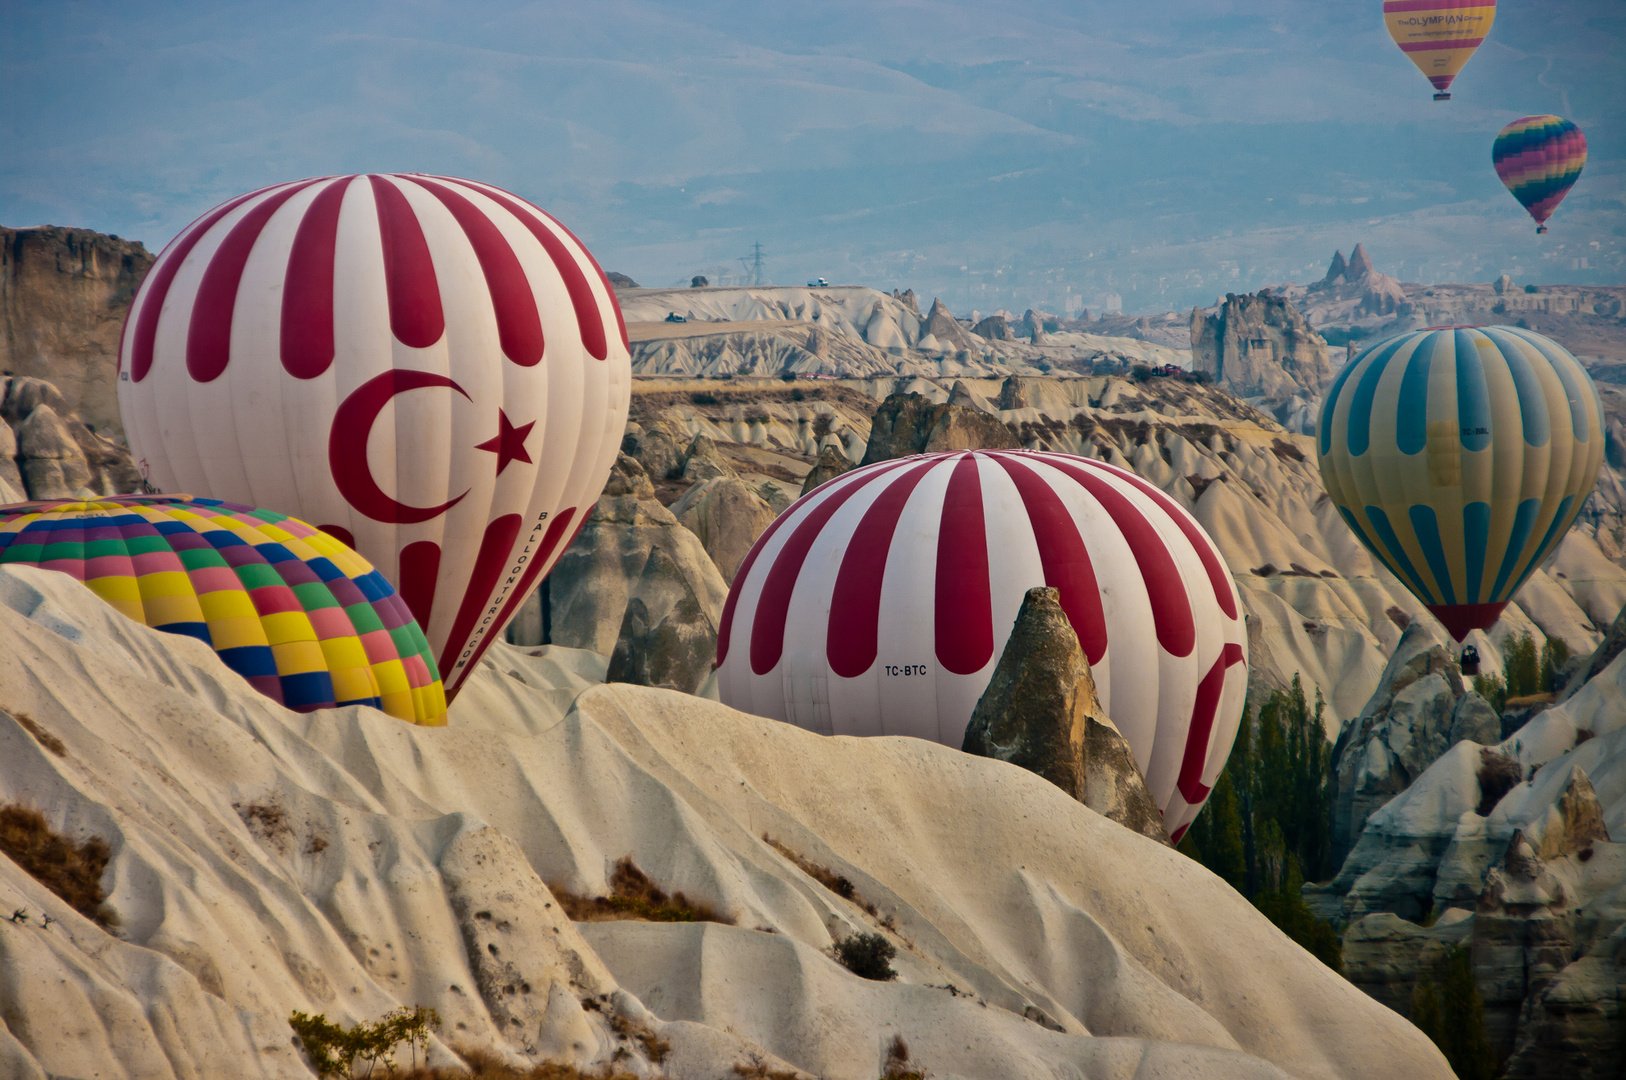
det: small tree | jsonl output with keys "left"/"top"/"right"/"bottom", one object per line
{"left": 1502, "top": 631, "right": 1540, "bottom": 699}
{"left": 289, "top": 1006, "right": 439, "bottom": 1078}
{"left": 1410, "top": 947, "right": 1495, "bottom": 1080}
{"left": 1539, "top": 636, "right": 1570, "bottom": 692}
{"left": 834, "top": 932, "right": 897, "bottom": 981}
{"left": 1177, "top": 677, "right": 1341, "bottom": 965}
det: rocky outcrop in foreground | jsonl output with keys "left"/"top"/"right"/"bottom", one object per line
{"left": 963, "top": 587, "right": 1169, "bottom": 845}
{"left": 1189, "top": 289, "right": 1335, "bottom": 431}
{"left": 1321, "top": 605, "right": 1626, "bottom": 1076}
{"left": 0, "top": 562, "right": 1454, "bottom": 1079}
{"left": 1329, "top": 623, "right": 1500, "bottom": 873}
{"left": 859, "top": 389, "right": 1018, "bottom": 465}
{"left": 1, "top": 374, "right": 141, "bottom": 502}
{"left": 524, "top": 454, "right": 728, "bottom": 676}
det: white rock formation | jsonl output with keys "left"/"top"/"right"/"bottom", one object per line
{"left": 596, "top": 372, "right": 1623, "bottom": 735}
{"left": 0, "top": 562, "right": 1453, "bottom": 1080}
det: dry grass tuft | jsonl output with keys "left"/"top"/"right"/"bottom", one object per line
{"left": 235, "top": 802, "right": 294, "bottom": 851}
{"left": 763, "top": 836, "right": 879, "bottom": 917}
{"left": 9, "top": 711, "right": 66, "bottom": 757}
{"left": 550, "top": 858, "right": 733, "bottom": 925}
{"left": 1476, "top": 749, "right": 1524, "bottom": 817}
{"left": 882, "top": 1034, "right": 925, "bottom": 1080}
{"left": 390, "top": 1045, "right": 641, "bottom": 1079}
{"left": 0, "top": 803, "right": 111, "bottom": 924}
{"left": 1270, "top": 437, "right": 1306, "bottom": 463}
{"left": 608, "top": 1012, "right": 671, "bottom": 1064}
{"left": 731, "top": 1055, "right": 802, "bottom": 1080}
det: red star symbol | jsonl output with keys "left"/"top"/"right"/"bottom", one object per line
{"left": 474, "top": 409, "right": 535, "bottom": 476}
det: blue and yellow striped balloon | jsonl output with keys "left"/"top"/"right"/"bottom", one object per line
{"left": 1317, "top": 325, "right": 1604, "bottom": 640}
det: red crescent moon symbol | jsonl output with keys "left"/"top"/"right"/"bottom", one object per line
{"left": 329, "top": 370, "right": 472, "bottom": 523}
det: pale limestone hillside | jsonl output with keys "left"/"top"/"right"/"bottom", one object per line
{"left": 619, "top": 285, "right": 1190, "bottom": 380}
{"left": 0, "top": 563, "right": 1452, "bottom": 1080}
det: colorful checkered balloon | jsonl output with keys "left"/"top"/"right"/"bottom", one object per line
{"left": 0, "top": 494, "right": 447, "bottom": 725}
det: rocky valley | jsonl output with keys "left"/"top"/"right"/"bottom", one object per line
{"left": 3, "top": 224, "right": 1625, "bottom": 1077}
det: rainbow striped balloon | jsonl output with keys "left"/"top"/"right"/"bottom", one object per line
{"left": 1494, "top": 115, "right": 1588, "bottom": 233}
{"left": 1317, "top": 326, "right": 1605, "bottom": 642}
{"left": 0, "top": 495, "right": 447, "bottom": 724}
{"left": 1383, "top": 0, "right": 1495, "bottom": 100}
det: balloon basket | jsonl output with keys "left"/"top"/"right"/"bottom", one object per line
{"left": 1433, "top": 92, "right": 1451, "bottom": 101}
{"left": 1537, "top": 225, "right": 1549, "bottom": 234}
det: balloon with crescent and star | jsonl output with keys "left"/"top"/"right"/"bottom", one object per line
{"left": 116, "top": 174, "right": 632, "bottom": 701}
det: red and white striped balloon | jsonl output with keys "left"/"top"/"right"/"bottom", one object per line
{"left": 116, "top": 174, "right": 630, "bottom": 700}
{"left": 717, "top": 449, "right": 1248, "bottom": 839}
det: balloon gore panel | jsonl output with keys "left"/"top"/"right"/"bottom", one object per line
{"left": 1493, "top": 115, "right": 1587, "bottom": 231}
{"left": 1317, "top": 325, "right": 1605, "bottom": 641}
{"left": 0, "top": 494, "right": 448, "bottom": 725}
{"left": 1383, "top": 1, "right": 1495, "bottom": 98}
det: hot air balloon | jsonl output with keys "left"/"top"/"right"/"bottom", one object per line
{"left": 116, "top": 174, "right": 631, "bottom": 699}
{"left": 716, "top": 449, "right": 1248, "bottom": 841}
{"left": 1383, "top": 1, "right": 1494, "bottom": 100}
{"left": 0, "top": 494, "right": 447, "bottom": 724}
{"left": 1317, "top": 325, "right": 1605, "bottom": 642}
{"left": 1494, "top": 116, "right": 1588, "bottom": 233}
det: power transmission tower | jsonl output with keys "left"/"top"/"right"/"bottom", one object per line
{"left": 738, "top": 241, "right": 764, "bottom": 286}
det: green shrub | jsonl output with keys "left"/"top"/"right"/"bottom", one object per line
{"left": 1472, "top": 673, "right": 1508, "bottom": 713}
{"left": 1252, "top": 858, "right": 1342, "bottom": 973}
{"left": 289, "top": 1005, "right": 439, "bottom": 1078}
{"left": 834, "top": 931, "right": 897, "bottom": 981}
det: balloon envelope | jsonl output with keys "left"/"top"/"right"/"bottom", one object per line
{"left": 116, "top": 174, "right": 631, "bottom": 699}
{"left": 716, "top": 449, "right": 1248, "bottom": 841}
{"left": 0, "top": 494, "right": 447, "bottom": 724}
{"left": 1383, "top": 0, "right": 1494, "bottom": 100}
{"left": 1317, "top": 326, "right": 1605, "bottom": 641}
{"left": 1494, "top": 115, "right": 1587, "bottom": 233}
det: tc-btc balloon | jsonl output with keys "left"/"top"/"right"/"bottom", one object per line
{"left": 1317, "top": 325, "right": 1605, "bottom": 641}
{"left": 116, "top": 175, "right": 631, "bottom": 699}
{"left": 0, "top": 494, "right": 447, "bottom": 724}
{"left": 716, "top": 449, "right": 1248, "bottom": 842}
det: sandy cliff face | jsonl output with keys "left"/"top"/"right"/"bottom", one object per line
{"left": 1, "top": 227, "right": 152, "bottom": 436}
{"left": 1189, "top": 288, "right": 1336, "bottom": 436}
{"left": 1189, "top": 290, "right": 1335, "bottom": 404}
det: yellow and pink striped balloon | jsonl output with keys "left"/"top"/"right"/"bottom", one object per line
{"left": 1383, "top": 0, "right": 1494, "bottom": 101}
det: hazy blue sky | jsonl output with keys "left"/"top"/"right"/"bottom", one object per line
{"left": 3, "top": 1, "right": 1621, "bottom": 314}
